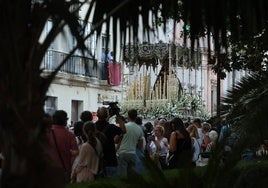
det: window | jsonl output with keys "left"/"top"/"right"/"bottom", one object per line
{"left": 46, "top": 20, "right": 54, "bottom": 49}
{"left": 101, "top": 35, "right": 107, "bottom": 51}
{"left": 44, "top": 96, "right": 57, "bottom": 116}
{"left": 85, "top": 22, "right": 96, "bottom": 56}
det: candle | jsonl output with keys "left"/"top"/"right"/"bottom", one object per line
{"left": 160, "top": 76, "right": 162, "bottom": 99}
{"left": 163, "top": 72, "right": 166, "bottom": 99}
{"left": 147, "top": 74, "right": 150, "bottom": 99}
{"left": 139, "top": 75, "right": 141, "bottom": 99}
{"left": 143, "top": 75, "right": 146, "bottom": 99}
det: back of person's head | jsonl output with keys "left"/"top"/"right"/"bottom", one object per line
{"left": 163, "top": 121, "right": 172, "bottom": 140}
{"left": 187, "top": 124, "right": 200, "bottom": 139}
{"left": 155, "top": 125, "right": 165, "bottom": 136}
{"left": 135, "top": 116, "right": 143, "bottom": 125}
{"left": 193, "top": 118, "right": 201, "bottom": 127}
{"left": 80, "top": 111, "right": 93, "bottom": 122}
{"left": 209, "top": 130, "right": 218, "bottom": 142}
{"left": 52, "top": 110, "right": 68, "bottom": 126}
{"left": 154, "top": 118, "right": 159, "bottom": 127}
{"left": 83, "top": 121, "right": 96, "bottom": 137}
{"left": 144, "top": 122, "right": 153, "bottom": 133}
{"left": 97, "top": 107, "right": 108, "bottom": 121}
{"left": 202, "top": 122, "right": 211, "bottom": 132}
{"left": 158, "top": 118, "right": 167, "bottom": 126}
{"left": 73, "top": 121, "right": 87, "bottom": 143}
{"left": 221, "top": 119, "right": 227, "bottom": 125}
{"left": 170, "top": 117, "right": 184, "bottom": 131}
{"left": 73, "top": 122, "right": 83, "bottom": 137}
{"left": 128, "top": 109, "right": 137, "bottom": 121}
{"left": 171, "top": 117, "right": 190, "bottom": 139}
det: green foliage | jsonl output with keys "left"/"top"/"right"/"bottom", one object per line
{"left": 222, "top": 72, "right": 268, "bottom": 147}
{"left": 67, "top": 160, "right": 268, "bottom": 188}
{"left": 215, "top": 31, "right": 268, "bottom": 74}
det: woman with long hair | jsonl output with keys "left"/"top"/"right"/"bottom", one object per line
{"left": 167, "top": 117, "right": 192, "bottom": 169}
{"left": 71, "top": 121, "right": 103, "bottom": 182}
{"left": 187, "top": 124, "right": 201, "bottom": 163}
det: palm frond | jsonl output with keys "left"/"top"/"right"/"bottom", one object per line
{"left": 222, "top": 72, "right": 268, "bottom": 146}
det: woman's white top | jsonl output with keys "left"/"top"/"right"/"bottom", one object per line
{"left": 156, "top": 137, "right": 168, "bottom": 157}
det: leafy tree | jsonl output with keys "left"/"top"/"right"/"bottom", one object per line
{"left": 0, "top": 1, "right": 87, "bottom": 187}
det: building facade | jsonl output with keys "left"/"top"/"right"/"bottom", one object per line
{"left": 41, "top": 11, "right": 125, "bottom": 125}
{"left": 41, "top": 8, "right": 247, "bottom": 124}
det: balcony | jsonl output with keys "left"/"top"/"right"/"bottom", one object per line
{"left": 41, "top": 50, "right": 122, "bottom": 86}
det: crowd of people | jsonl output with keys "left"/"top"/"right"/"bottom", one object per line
{"left": 0, "top": 107, "right": 241, "bottom": 184}
{"left": 43, "top": 107, "right": 233, "bottom": 183}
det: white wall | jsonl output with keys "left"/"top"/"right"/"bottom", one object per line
{"left": 47, "top": 82, "right": 123, "bottom": 125}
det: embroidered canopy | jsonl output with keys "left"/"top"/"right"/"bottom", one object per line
{"left": 123, "top": 42, "right": 202, "bottom": 69}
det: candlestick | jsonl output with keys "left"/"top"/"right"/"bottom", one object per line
{"left": 160, "top": 76, "right": 162, "bottom": 99}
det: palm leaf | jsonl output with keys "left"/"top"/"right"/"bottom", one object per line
{"left": 222, "top": 72, "right": 268, "bottom": 146}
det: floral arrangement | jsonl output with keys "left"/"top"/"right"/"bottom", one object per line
{"left": 119, "top": 93, "right": 211, "bottom": 121}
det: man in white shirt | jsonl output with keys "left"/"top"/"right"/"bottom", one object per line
{"left": 117, "top": 109, "right": 144, "bottom": 177}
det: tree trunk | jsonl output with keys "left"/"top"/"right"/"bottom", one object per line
{"left": 0, "top": 90, "right": 65, "bottom": 188}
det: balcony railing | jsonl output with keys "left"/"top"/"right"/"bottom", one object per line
{"left": 41, "top": 49, "right": 122, "bottom": 85}
{"left": 41, "top": 49, "right": 101, "bottom": 78}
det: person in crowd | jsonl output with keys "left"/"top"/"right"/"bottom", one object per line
{"left": 218, "top": 120, "right": 230, "bottom": 142}
{"left": 73, "top": 111, "right": 93, "bottom": 144}
{"left": 101, "top": 48, "right": 109, "bottom": 63}
{"left": 48, "top": 110, "right": 78, "bottom": 183}
{"left": 143, "top": 121, "right": 154, "bottom": 157}
{"left": 187, "top": 124, "right": 201, "bottom": 164}
{"left": 205, "top": 130, "right": 219, "bottom": 152}
{"left": 114, "top": 115, "right": 127, "bottom": 153}
{"left": 163, "top": 121, "right": 172, "bottom": 142}
{"left": 153, "top": 125, "right": 169, "bottom": 170}
{"left": 144, "top": 122, "right": 154, "bottom": 141}
{"left": 183, "top": 122, "right": 190, "bottom": 129}
{"left": 158, "top": 117, "right": 167, "bottom": 127}
{"left": 95, "top": 107, "right": 126, "bottom": 177}
{"left": 167, "top": 117, "right": 192, "bottom": 169}
{"left": 71, "top": 121, "right": 103, "bottom": 182}
{"left": 153, "top": 118, "right": 159, "bottom": 128}
{"left": 72, "top": 111, "right": 93, "bottom": 170}
{"left": 134, "top": 116, "right": 146, "bottom": 173}
{"left": 108, "top": 51, "right": 114, "bottom": 62}
{"left": 192, "top": 118, "right": 204, "bottom": 147}
{"left": 135, "top": 117, "right": 143, "bottom": 129}
{"left": 101, "top": 49, "right": 110, "bottom": 84}
{"left": 146, "top": 129, "right": 158, "bottom": 168}
{"left": 201, "top": 122, "right": 211, "bottom": 151}
{"left": 117, "top": 109, "right": 144, "bottom": 177}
